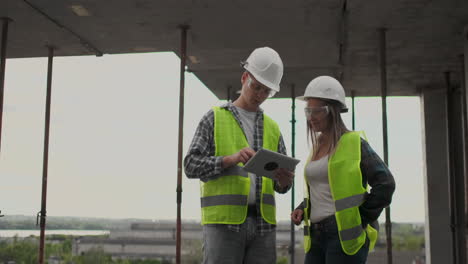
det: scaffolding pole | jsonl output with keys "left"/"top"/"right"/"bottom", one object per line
{"left": 289, "top": 84, "right": 296, "bottom": 264}
{"left": 445, "top": 71, "right": 467, "bottom": 264}
{"left": 176, "top": 24, "right": 189, "bottom": 264}
{"left": 351, "top": 90, "right": 355, "bottom": 130}
{"left": 379, "top": 28, "right": 393, "bottom": 264}
{"left": 0, "top": 17, "right": 12, "bottom": 154}
{"left": 461, "top": 54, "right": 468, "bottom": 230}
{"left": 38, "top": 45, "right": 55, "bottom": 264}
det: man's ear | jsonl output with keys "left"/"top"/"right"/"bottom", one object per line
{"left": 241, "top": 71, "right": 249, "bottom": 85}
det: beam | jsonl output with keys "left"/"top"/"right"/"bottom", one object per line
{"left": 22, "top": 0, "right": 103, "bottom": 56}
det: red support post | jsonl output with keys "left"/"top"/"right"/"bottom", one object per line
{"left": 176, "top": 24, "right": 189, "bottom": 264}
{"left": 38, "top": 45, "right": 55, "bottom": 264}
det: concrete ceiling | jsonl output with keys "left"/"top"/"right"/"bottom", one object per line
{"left": 1, "top": 0, "right": 468, "bottom": 99}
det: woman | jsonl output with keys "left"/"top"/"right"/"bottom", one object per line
{"left": 291, "top": 76, "right": 395, "bottom": 263}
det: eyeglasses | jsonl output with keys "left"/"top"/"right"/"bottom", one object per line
{"left": 247, "top": 76, "right": 276, "bottom": 98}
{"left": 304, "top": 106, "right": 329, "bottom": 119}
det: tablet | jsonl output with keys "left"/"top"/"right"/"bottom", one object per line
{"left": 243, "top": 148, "right": 300, "bottom": 178}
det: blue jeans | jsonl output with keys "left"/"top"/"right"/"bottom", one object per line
{"left": 202, "top": 216, "right": 276, "bottom": 264}
{"left": 304, "top": 216, "right": 369, "bottom": 264}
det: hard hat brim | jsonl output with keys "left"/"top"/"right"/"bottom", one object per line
{"left": 296, "top": 95, "right": 308, "bottom": 101}
{"left": 296, "top": 95, "right": 348, "bottom": 113}
{"left": 244, "top": 66, "right": 280, "bottom": 92}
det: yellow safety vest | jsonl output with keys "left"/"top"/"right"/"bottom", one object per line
{"left": 303, "top": 131, "right": 378, "bottom": 255}
{"left": 200, "top": 106, "right": 281, "bottom": 225}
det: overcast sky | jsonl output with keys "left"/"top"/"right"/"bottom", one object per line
{"left": 1, "top": 52, "right": 424, "bottom": 223}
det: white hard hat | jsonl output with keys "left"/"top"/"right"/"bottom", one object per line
{"left": 297, "top": 76, "right": 348, "bottom": 113}
{"left": 242, "top": 47, "right": 283, "bottom": 92}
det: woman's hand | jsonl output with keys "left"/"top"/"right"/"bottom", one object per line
{"left": 291, "top": 208, "right": 304, "bottom": 225}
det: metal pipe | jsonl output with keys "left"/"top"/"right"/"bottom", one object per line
{"left": 0, "top": 17, "right": 12, "bottom": 154}
{"left": 460, "top": 54, "right": 468, "bottom": 229}
{"left": 379, "top": 27, "right": 393, "bottom": 264}
{"left": 445, "top": 71, "right": 460, "bottom": 264}
{"left": 289, "top": 84, "right": 296, "bottom": 264}
{"left": 338, "top": 0, "right": 348, "bottom": 66}
{"left": 176, "top": 24, "right": 189, "bottom": 264}
{"left": 0, "top": 17, "right": 12, "bottom": 226}
{"left": 457, "top": 55, "right": 468, "bottom": 263}
{"left": 351, "top": 90, "right": 355, "bottom": 130}
{"left": 38, "top": 45, "right": 55, "bottom": 264}
{"left": 445, "top": 71, "right": 467, "bottom": 264}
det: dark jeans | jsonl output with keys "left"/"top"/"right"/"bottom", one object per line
{"left": 304, "top": 216, "right": 369, "bottom": 264}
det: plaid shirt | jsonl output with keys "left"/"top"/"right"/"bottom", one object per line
{"left": 297, "top": 137, "right": 396, "bottom": 225}
{"left": 184, "top": 102, "right": 290, "bottom": 234}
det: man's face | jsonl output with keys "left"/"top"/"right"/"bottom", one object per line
{"left": 241, "top": 72, "right": 273, "bottom": 107}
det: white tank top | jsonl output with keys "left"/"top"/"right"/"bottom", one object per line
{"left": 305, "top": 155, "right": 336, "bottom": 223}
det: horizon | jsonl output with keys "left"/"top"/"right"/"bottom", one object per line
{"left": 1, "top": 214, "right": 425, "bottom": 225}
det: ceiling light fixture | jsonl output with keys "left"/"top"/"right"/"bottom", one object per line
{"left": 70, "top": 5, "right": 91, "bottom": 17}
{"left": 189, "top": 55, "right": 200, "bottom": 64}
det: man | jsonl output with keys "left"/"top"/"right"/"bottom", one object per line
{"left": 184, "top": 47, "right": 295, "bottom": 264}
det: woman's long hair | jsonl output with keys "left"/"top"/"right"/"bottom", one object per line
{"left": 307, "top": 99, "right": 350, "bottom": 159}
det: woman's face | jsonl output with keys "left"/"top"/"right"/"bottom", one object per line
{"left": 305, "top": 98, "right": 330, "bottom": 132}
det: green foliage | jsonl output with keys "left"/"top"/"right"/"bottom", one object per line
{"left": 277, "top": 256, "right": 288, "bottom": 264}
{"left": 0, "top": 237, "right": 38, "bottom": 263}
{"left": 377, "top": 222, "right": 425, "bottom": 251}
{"left": 392, "top": 234, "right": 425, "bottom": 251}
{"left": 0, "top": 215, "right": 141, "bottom": 230}
{"left": 181, "top": 239, "right": 203, "bottom": 264}
{"left": 0, "top": 238, "right": 165, "bottom": 264}
{"left": 74, "top": 247, "right": 112, "bottom": 263}
{"left": 123, "top": 260, "right": 164, "bottom": 264}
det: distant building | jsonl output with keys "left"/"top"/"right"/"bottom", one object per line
{"left": 72, "top": 221, "right": 303, "bottom": 262}
{"left": 73, "top": 221, "right": 180, "bottom": 262}
{"left": 72, "top": 221, "right": 425, "bottom": 263}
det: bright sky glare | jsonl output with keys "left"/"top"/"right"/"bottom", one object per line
{"left": 1, "top": 52, "right": 424, "bottom": 223}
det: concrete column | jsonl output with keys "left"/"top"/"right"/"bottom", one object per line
{"left": 421, "top": 89, "right": 453, "bottom": 264}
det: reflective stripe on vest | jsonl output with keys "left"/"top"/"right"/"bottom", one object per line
{"left": 201, "top": 194, "right": 248, "bottom": 207}
{"left": 302, "top": 131, "right": 377, "bottom": 255}
{"left": 200, "top": 106, "right": 280, "bottom": 225}
{"left": 218, "top": 165, "right": 248, "bottom": 178}
{"left": 335, "top": 193, "right": 365, "bottom": 211}
{"left": 262, "top": 194, "right": 275, "bottom": 206}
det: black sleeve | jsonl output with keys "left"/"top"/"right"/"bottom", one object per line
{"left": 359, "top": 139, "right": 396, "bottom": 226}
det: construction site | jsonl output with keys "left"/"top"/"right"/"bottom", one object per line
{"left": 1, "top": 0, "right": 468, "bottom": 263}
